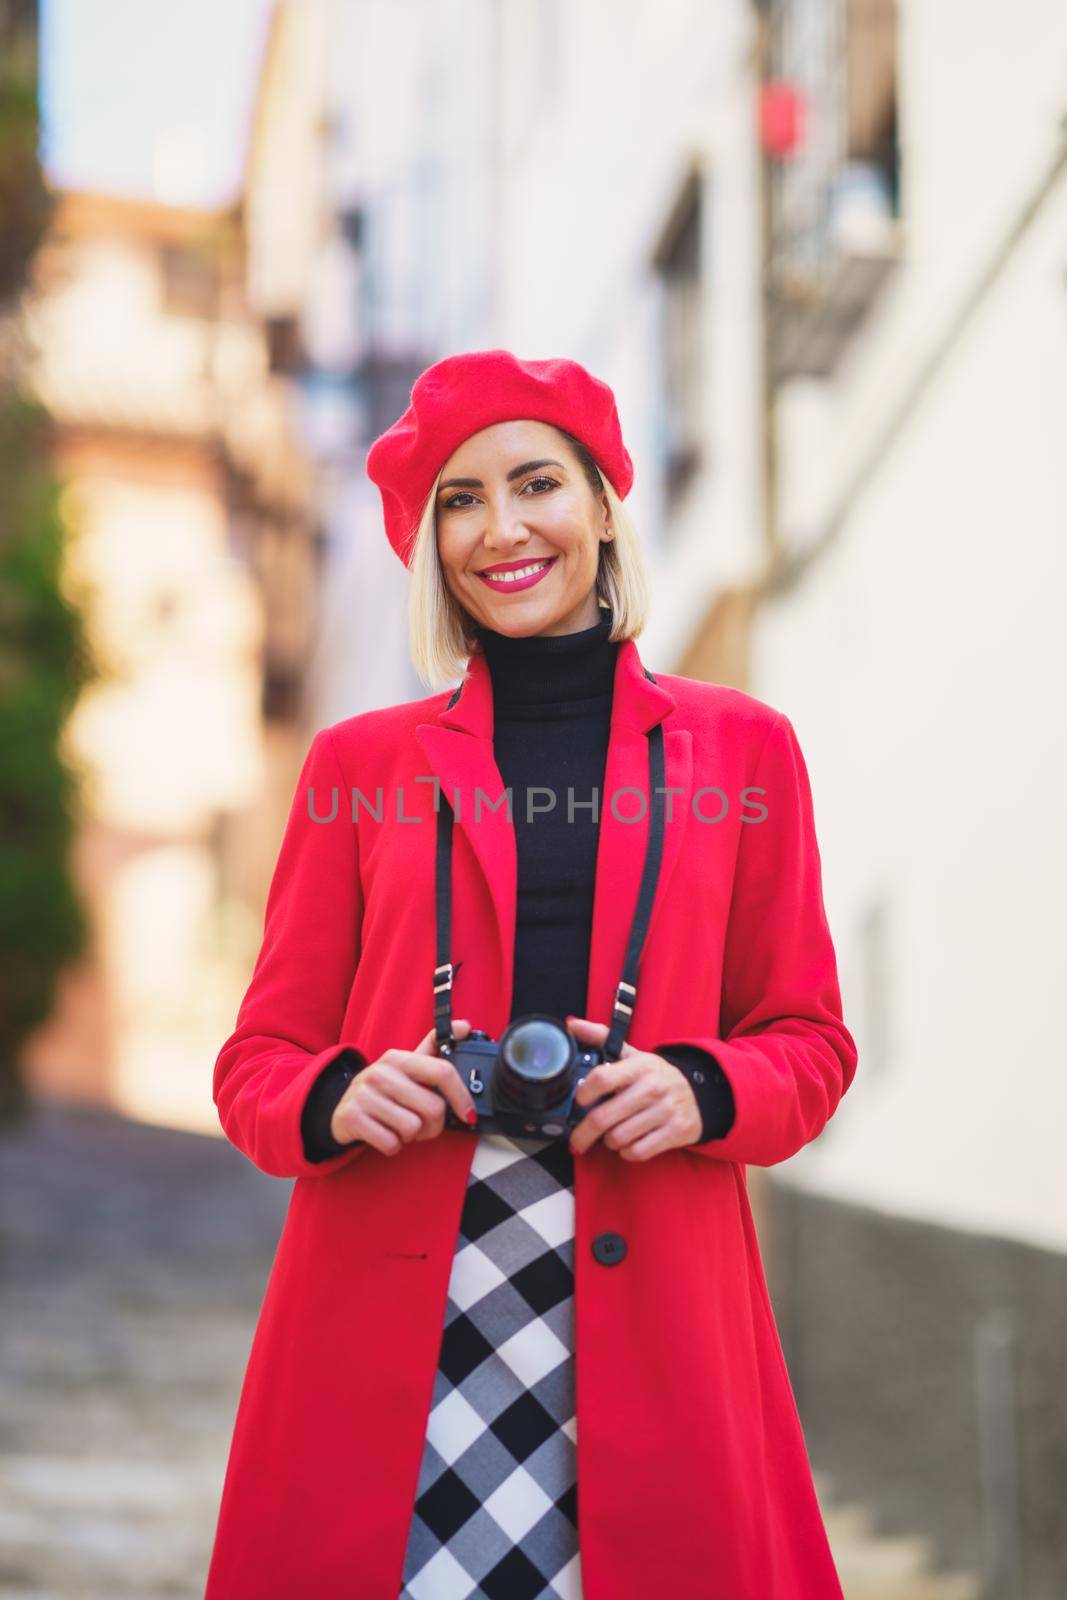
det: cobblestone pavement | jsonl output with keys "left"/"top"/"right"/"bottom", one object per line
{"left": 1, "top": 1103, "right": 984, "bottom": 1600}
{"left": 0, "top": 1101, "right": 288, "bottom": 1599}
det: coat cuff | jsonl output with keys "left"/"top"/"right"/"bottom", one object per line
{"left": 301, "top": 1048, "right": 368, "bottom": 1163}
{"left": 654, "top": 1042, "right": 736, "bottom": 1144}
{"left": 216, "top": 1038, "right": 372, "bottom": 1179}
{"left": 650, "top": 1029, "right": 854, "bottom": 1166}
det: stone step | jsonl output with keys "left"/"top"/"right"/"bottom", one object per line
{"left": 815, "top": 1475, "right": 981, "bottom": 1600}
{"left": 0, "top": 1453, "right": 220, "bottom": 1597}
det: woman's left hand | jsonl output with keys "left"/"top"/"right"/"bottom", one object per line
{"left": 565, "top": 1015, "right": 702, "bottom": 1161}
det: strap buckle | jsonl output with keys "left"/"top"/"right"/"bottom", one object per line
{"left": 612, "top": 979, "right": 636, "bottom": 1018}
{"left": 433, "top": 962, "right": 454, "bottom": 995}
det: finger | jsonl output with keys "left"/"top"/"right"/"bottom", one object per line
{"left": 568, "top": 1071, "right": 622, "bottom": 1154}
{"left": 367, "top": 1056, "right": 479, "bottom": 1132}
{"left": 572, "top": 1056, "right": 642, "bottom": 1107}
{"left": 565, "top": 1016, "right": 610, "bottom": 1050}
{"left": 413, "top": 1102, "right": 447, "bottom": 1141}
{"left": 359, "top": 1063, "right": 451, "bottom": 1130}
{"left": 569, "top": 1074, "right": 659, "bottom": 1155}
{"left": 601, "top": 1100, "right": 669, "bottom": 1153}
{"left": 592, "top": 1079, "right": 663, "bottom": 1139}
{"left": 618, "top": 1125, "right": 680, "bottom": 1161}
{"left": 436, "top": 1062, "right": 481, "bottom": 1126}
{"left": 418, "top": 1019, "right": 473, "bottom": 1056}
{"left": 335, "top": 1088, "right": 422, "bottom": 1155}
{"left": 343, "top": 1118, "right": 402, "bottom": 1157}
{"left": 565, "top": 1014, "right": 608, "bottom": 1036}
{"left": 380, "top": 1048, "right": 478, "bottom": 1125}
{"left": 566, "top": 1019, "right": 637, "bottom": 1066}
{"left": 410, "top": 1022, "right": 477, "bottom": 1122}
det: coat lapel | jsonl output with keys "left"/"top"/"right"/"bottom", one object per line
{"left": 413, "top": 632, "right": 693, "bottom": 1036}
{"left": 586, "top": 641, "right": 693, "bottom": 1035}
{"left": 414, "top": 659, "right": 517, "bottom": 1015}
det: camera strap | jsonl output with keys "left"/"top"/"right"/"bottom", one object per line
{"left": 433, "top": 667, "right": 667, "bottom": 1063}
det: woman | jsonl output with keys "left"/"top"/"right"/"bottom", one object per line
{"left": 206, "top": 350, "right": 858, "bottom": 1600}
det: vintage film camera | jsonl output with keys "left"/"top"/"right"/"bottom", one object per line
{"left": 438, "top": 1014, "right": 606, "bottom": 1138}
{"left": 430, "top": 664, "right": 666, "bottom": 1144}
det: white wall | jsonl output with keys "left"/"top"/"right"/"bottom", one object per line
{"left": 472, "top": 0, "right": 766, "bottom": 663}
{"left": 756, "top": 0, "right": 1067, "bottom": 1252}
{"left": 323, "top": 0, "right": 765, "bottom": 703}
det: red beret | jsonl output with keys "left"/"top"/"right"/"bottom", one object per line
{"left": 365, "top": 348, "right": 634, "bottom": 568}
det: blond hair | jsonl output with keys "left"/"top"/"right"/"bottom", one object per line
{"left": 406, "top": 429, "right": 650, "bottom": 690}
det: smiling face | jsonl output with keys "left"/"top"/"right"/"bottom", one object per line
{"left": 434, "top": 420, "right": 614, "bottom": 639}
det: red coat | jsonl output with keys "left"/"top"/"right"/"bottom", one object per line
{"left": 206, "top": 634, "right": 858, "bottom": 1599}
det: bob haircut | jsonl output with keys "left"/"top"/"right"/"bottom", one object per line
{"left": 407, "top": 425, "right": 650, "bottom": 691}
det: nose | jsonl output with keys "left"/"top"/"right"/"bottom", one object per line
{"left": 481, "top": 492, "right": 531, "bottom": 552}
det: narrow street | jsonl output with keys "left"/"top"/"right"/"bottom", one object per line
{"left": 0, "top": 1104, "right": 984, "bottom": 1600}
{"left": 0, "top": 1102, "right": 288, "bottom": 1598}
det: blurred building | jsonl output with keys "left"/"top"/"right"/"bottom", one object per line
{"left": 240, "top": 0, "right": 756, "bottom": 720}
{"left": 16, "top": 0, "right": 1063, "bottom": 1588}
{"left": 749, "top": 1, "right": 1067, "bottom": 1594}
{"left": 331, "top": 0, "right": 1064, "bottom": 1591}
{"left": 239, "top": 0, "right": 425, "bottom": 722}
{"left": 20, "top": 187, "right": 320, "bottom": 1133}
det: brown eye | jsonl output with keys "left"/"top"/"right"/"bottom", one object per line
{"left": 441, "top": 477, "right": 556, "bottom": 510}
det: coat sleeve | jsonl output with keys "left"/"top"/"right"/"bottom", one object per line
{"left": 655, "top": 1043, "right": 736, "bottom": 1142}
{"left": 301, "top": 1050, "right": 366, "bottom": 1162}
{"left": 656, "top": 710, "right": 858, "bottom": 1167}
{"left": 212, "top": 726, "right": 371, "bottom": 1179}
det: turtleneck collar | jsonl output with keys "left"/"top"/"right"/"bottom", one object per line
{"left": 472, "top": 604, "right": 618, "bottom": 708}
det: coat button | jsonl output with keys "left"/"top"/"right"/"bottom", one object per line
{"left": 592, "top": 1232, "right": 627, "bottom": 1266}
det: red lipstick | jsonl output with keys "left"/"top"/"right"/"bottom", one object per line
{"left": 475, "top": 555, "right": 558, "bottom": 593}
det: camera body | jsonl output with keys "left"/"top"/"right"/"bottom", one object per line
{"left": 439, "top": 1014, "right": 607, "bottom": 1139}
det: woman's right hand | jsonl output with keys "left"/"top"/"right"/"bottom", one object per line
{"left": 329, "top": 1020, "right": 478, "bottom": 1156}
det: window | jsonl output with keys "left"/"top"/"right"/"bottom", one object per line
{"left": 250, "top": 516, "right": 317, "bottom": 725}
{"left": 360, "top": 349, "right": 427, "bottom": 446}
{"left": 537, "top": 0, "right": 561, "bottom": 102}
{"left": 652, "top": 165, "right": 705, "bottom": 511}
{"left": 764, "top": 0, "right": 901, "bottom": 378}
{"left": 265, "top": 314, "right": 304, "bottom": 376}
{"left": 160, "top": 243, "right": 219, "bottom": 320}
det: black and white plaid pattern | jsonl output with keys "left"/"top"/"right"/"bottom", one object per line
{"left": 398, "top": 1133, "right": 582, "bottom": 1599}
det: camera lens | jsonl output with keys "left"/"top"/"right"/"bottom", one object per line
{"left": 494, "top": 1015, "right": 577, "bottom": 1113}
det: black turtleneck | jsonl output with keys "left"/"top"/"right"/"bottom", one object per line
{"left": 300, "top": 604, "right": 735, "bottom": 1160}
{"left": 476, "top": 603, "right": 619, "bottom": 1025}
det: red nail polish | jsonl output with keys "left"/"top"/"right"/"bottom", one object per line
{"left": 466, "top": 1109, "right": 478, "bottom": 1125}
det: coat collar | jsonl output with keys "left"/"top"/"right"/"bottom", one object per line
{"left": 414, "top": 634, "right": 694, "bottom": 1038}
{"left": 434, "top": 632, "right": 677, "bottom": 740}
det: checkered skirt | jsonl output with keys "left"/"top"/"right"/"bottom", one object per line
{"left": 398, "top": 1132, "right": 583, "bottom": 1599}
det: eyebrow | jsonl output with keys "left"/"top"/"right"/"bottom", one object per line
{"left": 437, "top": 458, "right": 566, "bottom": 492}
